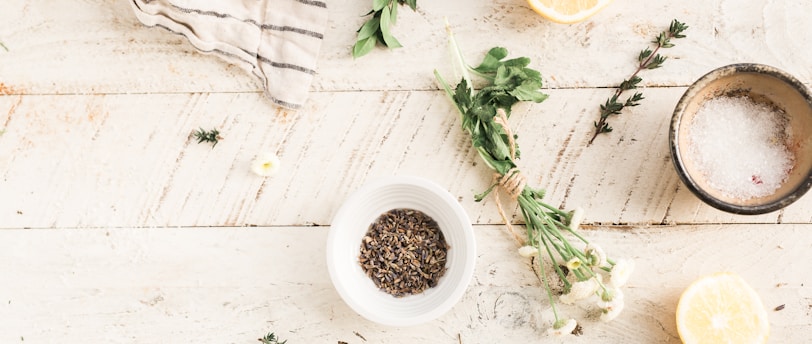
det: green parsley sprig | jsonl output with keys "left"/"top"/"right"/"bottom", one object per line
{"left": 434, "top": 23, "right": 633, "bottom": 335}
{"left": 352, "top": 0, "right": 417, "bottom": 58}
{"left": 589, "top": 19, "right": 688, "bottom": 145}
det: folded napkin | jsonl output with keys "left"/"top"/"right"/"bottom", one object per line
{"left": 130, "top": 0, "right": 329, "bottom": 109}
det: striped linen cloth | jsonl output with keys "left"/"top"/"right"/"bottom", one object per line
{"left": 130, "top": 0, "right": 329, "bottom": 109}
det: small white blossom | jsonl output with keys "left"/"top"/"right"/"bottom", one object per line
{"left": 566, "top": 257, "right": 582, "bottom": 270}
{"left": 560, "top": 275, "right": 602, "bottom": 304}
{"left": 610, "top": 259, "right": 635, "bottom": 287}
{"left": 251, "top": 153, "right": 281, "bottom": 177}
{"left": 599, "top": 287, "right": 624, "bottom": 304}
{"left": 547, "top": 318, "right": 577, "bottom": 337}
{"left": 518, "top": 245, "right": 539, "bottom": 258}
{"left": 568, "top": 207, "right": 585, "bottom": 231}
{"left": 598, "top": 287, "right": 625, "bottom": 321}
{"left": 584, "top": 244, "right": 607, "bottom": 267}
{"left": 600, "top": 297, "right": 626, "bottom": 322}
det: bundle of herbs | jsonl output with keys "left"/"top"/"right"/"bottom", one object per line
{"left": 434, "top": 23, "right": 634, "bottom": 336}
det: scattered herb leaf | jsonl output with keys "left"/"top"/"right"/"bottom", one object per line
{"left": 352, "top": 0, "right": 416, "bottom": 58}
{"left": 258, "top": 332, "right": 287, "bottom": 344}
{"left": 0, "top": 42, "right": 8, "bottom": 52}
{"left": 588, "top": 19, "right": 688, "bottom": 145}
{"left": 192, "top": 127, "right": 222, "bottom": 148}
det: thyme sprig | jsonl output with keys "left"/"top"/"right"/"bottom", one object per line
{"left": 192, "top": 127, "right": 222, "bottom": 148}
{"left": 352, "top": 0, "right": 417, "bottom": 58}
{"left": 588, "top": 19, "right": 688, "bottom": 145}
{"left": 258, "top": 332, "right": 287, "bottom": 344}
{"left": 434, "top": 22, "right": 634, "bottom": 336}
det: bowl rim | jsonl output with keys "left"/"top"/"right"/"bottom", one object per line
{"left": 669, "top": 63, "right": 812, "bottom": 215}
{"left": 325, "top": 175, "right": 476, "bottom": 326}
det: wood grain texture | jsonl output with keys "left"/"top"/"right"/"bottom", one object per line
{"left": 1, "top": 0, "right": 811, "bottom": 95}
{"left": 3, "top": 89, "right": 809, "bottom": 228}
{"left": 2, "top": 0, "right": 812, "bottom": 342}
{"left": 1, "top": 224, "right": 809, "bottom": 343}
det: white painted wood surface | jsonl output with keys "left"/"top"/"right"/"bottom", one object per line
{"left": 1, "top": 0, "right": 811, "bottom": 342}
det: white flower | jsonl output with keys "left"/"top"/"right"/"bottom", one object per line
{"left": 584, "top": 244, "right": 607, "bottom": 267}
{"left": 251, "top": 153, "right": 281, "bottom": 177}
{"left": 599, "top": 287, "right": 624, "bottom": 305}
{"left": 566, "top": 257, "right": 582, "bottom": 270}
{"left": 598, "top": 287, "right": 625, "bottom": 321}
{"left": 547, "top": 318, "right": 577, "bottom": 337}
{"left": 610, "top": 259, "right": 635, "bottom": 288}
{"left": 568, "top": 207, "right": 585, "bottom": 231}
{"left": 560, "top": 275, "right": 602, "bottom": 304}
{"left": 596, "top": 287, "right": 625, "bottom": 322}
{"left": 600, "top": 298, "right": 625, "bottom": 321}
{"left": 518, "top": 245, "right": 539, "bottom": 258}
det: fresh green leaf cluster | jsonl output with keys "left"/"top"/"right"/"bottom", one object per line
{"left": 435, "top": 47, "right": 547, "bottom": 176}
{"left": 352, "top": 0, "right": 417, "bottom": 58}
{"left": 192, "top": 127, "right": 221, "bottom": 148}
{"left": 589, "top": 19, "right": 688, "bottom": 144}
{"left": 258, "top": 332, "right": 287, "bottom": 344}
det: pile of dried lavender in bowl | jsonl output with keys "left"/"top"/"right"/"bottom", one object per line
{"left": 358, "top": 208, "right": 449, "bottom": 297}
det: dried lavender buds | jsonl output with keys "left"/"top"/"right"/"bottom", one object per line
{"left": 359, "top": 208, "right": 449, "bottom": 297}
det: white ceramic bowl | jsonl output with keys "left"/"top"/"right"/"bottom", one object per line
{"left": 326, "top": 176, "right": 476, "bottom": 327}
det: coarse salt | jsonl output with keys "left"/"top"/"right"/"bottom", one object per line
{"left": 687, "top": 95, "right": 794, "bottom": 200}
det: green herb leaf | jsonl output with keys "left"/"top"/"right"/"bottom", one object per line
{"left": 353, "top": 36, "right": 377, "bottom": 58}
{"left": 473, "top": 47, "right": 509, "bottom": 74}
{"left": 356, "top": 16, "right": 380, "bottom": 41}
{"left": 379, "top": 6, "right": 402, "bottom": 48}
{"left": 352, "top": 0, "right": 416, "bottom": 58}
{"left": 372, "top": 0, "right": 388, "bottom": 11}
{"left": 390, "top": 1, "right": 398, "bottom": 25}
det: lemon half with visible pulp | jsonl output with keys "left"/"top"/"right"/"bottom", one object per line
{"left": 527, "top": 0, "right": 613, "bottom": 24}
{"left": 676, "top": 272, "right": 769, "bottom": 344}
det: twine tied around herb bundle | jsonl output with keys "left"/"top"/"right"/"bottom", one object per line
{"left": 491, "top": 108, "right": 527, "bottom": 247}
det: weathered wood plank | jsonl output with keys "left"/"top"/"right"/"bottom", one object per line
{"left": 1, "top": 0, "right": 811, "bottom": 95}
{"left": 0, "top": 224, "right": 809, "bottom": 343}
{"left": 2, "top": 89, "right": 809, "bottom": 228}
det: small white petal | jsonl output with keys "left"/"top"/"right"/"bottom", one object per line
{"left": 600, "top": 299, "right": 625, "bottom": 322}
{"left": 547, "top": 318, "right": 577, "bottom": 336}
{"left": 564, "top": 276, "right": 601, "bottom": 302}
{"left": 518, "top": 245, "right": 539, "bottom": 258}
{"left": 584, "top": 243, "right": 607, "bottom": 267}
{"left": 559, "top": 292, "right": 576, "bottom": 305}
{"left": 610, "top": 259, "right": 635, "bottom": 287}
{"left": 568, "top": 207, "right": 585, "bottom": 231}
{"left": 251, "top": 153, "right": 281, "bottom": 177}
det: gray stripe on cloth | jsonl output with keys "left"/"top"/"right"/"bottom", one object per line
{"left": 130, "top": 0, "right": 327, "bottom": 109}
{"left": 164, "top": 3, "right": 325, "bottom": 39}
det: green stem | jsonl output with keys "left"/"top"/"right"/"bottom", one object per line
{"left": 536, "top": 235, "right": 568, "bottom": 311}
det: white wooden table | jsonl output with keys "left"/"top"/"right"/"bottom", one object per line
{"left": 2, "top": 0, "right": 811, "bottom": 342}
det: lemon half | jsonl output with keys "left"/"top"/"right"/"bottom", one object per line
{"left": 676, "top": 272, "right": 769, "bottom": 344}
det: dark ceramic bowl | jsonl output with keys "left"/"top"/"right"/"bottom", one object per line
{"left": 670, "top": 63, "right": 812, "bottom": 214}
